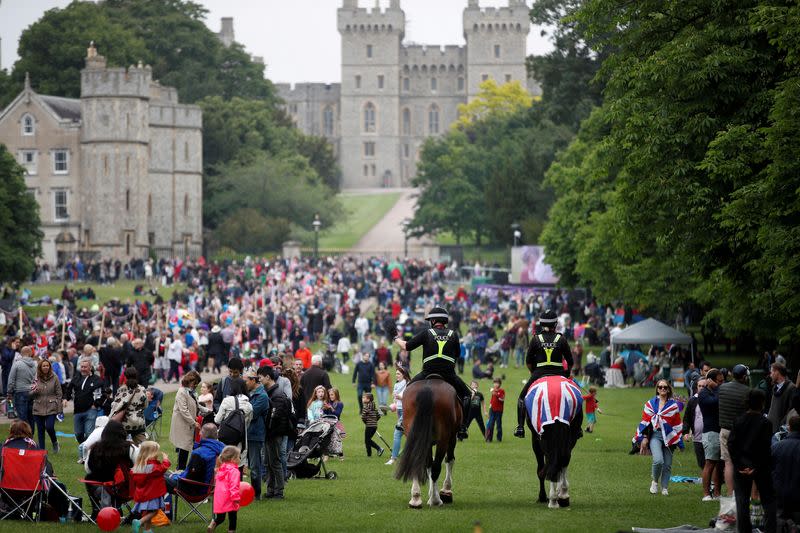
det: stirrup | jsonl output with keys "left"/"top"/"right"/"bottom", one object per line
{"left": 457, "top": 427, "right": 469, "bottom": 440}
{"left": 513, "top": 426, "right": 525, "bottom": 438}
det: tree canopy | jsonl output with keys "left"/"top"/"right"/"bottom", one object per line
{"left": 0, "top": 145, "right": 42, "bottom": 284}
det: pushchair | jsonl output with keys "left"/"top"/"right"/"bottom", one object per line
{"left": 287, "top": 416, "right": 344, "bottom": 480}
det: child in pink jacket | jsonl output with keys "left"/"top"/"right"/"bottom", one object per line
{"left": 208, "top": 446, "right": 241, "bottom": 533}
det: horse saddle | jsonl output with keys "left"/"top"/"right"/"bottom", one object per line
{"left": 425, "top": 373, "right": 444, "bottom": 380}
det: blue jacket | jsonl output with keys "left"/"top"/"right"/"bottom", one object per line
{"left": 772, "top": 432, "right": 800, "bottom": 512}
{"left": 1, "top": 346, "right": 15, "bottom": 371}
{"left": 178, "top": 438, "right": 225, "bottom": 485}
{"left": 247, "top": 385, "right": 270, "bottom": 442}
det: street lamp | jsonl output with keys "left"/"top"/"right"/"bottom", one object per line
{"left": 402, "top": 218, "right": 410, "bottom": 258}
{"left": 511, "top": 222, "right": 521, "bottom": 247}
{"left": 312, "top": 213, "right": 321, "bottom": 259}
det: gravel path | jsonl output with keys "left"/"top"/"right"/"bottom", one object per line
{"left": 349, "top": 188, "right": 431, "bottom": 256}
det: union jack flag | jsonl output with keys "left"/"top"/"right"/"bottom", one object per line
{"left": 633, "top": 397, "right": 684, "bottom": 449}
{"left": 524, "top": 375, "right": 583, "bottom": 435}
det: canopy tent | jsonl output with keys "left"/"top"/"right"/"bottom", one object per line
{"left": 611, "top": 318, "right": 694, "bottom": 363}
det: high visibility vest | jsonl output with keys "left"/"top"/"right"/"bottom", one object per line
{"left": 537, "top": 333, "right": 563, "bottom": 367}
{"left": 422, "top": 329, "right": 455, "bottom": 365}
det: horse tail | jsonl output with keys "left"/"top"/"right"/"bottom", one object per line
{"left": 395, "top": 385, "right": 434, "bottom": 484}
{"left": 542, "top": 422, "right": 572, "bottom": 482}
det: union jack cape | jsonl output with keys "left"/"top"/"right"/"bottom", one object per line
{"left": 633, "top": 396, "right": 684, "bottom": 449}
{"left": 524, "top": 375, "right": 583, "bottom": 435}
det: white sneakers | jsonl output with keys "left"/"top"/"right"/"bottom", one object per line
{"left": 661, "top": 488, "right": 669, "bottom": 496}
{"left": 702, "top": 495, "right": 717, "bottom": 502}
{"left": 385, "top": 458, "right": 395, "bottom": 465}
{"left": 650, "top": 481, "right": 658, "bottom": 494}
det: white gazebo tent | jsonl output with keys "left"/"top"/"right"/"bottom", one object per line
{"left": 611, "top": 318, "right": 694, "bottom": 364}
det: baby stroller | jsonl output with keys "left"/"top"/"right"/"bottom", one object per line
{"left": 287, "top": 415, "right": 344, "bottom": 480}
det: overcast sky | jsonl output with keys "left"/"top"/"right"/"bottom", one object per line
{"left": 1, "top": 0, "right": 553, "bottom": 84}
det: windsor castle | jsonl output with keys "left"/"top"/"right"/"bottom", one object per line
{"left": 276, "top": 0, "right": 537, "bottom": 188}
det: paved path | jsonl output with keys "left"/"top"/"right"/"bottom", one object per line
{"left": 349, "top": 188, "right": 432, "bottom": 256}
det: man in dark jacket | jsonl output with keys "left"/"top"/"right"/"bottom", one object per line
{"left": 259, "top": 366, "right": 290, "bottom": 500}
{"left": 245, "top": 371, "right": 270, "bottom": 499}
{"left": 300, "top": 355, "right": 331, "bottom": 404}
{"left": 213, "top": 357, "right": 243, "bottom": 411}
{"left": 767, "top": 362, "right": 796, "bottom": 432}
{"left": 99, "top": 337, "right": 123, "bottom": 393}
{"left": 206, "top": 325, "right": 226, "bottom": 373}
{"left": 772, "top": 415, "right": 800, "bottom": 524}
{"left": 0, "top": 337, "right": 20, "bottom": 395}
{"left": 698, "top": 368, "right": 724, "bottom": 500}
{"left": 729, "top": 389, "right": 776, "bottom": 533}
{"left": 718, "top": 364, "right": 751, "bottom": 496}
{"left": 125, "top": 337, "right": 154, "bottom": 389}
{"left": 352, "top": 352, "right": 375, "bottom": 414}
{"left": 166, "top": 424, "right": 225, "bottom": 495}
{"left": 64, "top": 359, "right": 104, "bottom": 459}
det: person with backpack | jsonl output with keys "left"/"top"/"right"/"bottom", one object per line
{"left": 244, "top": 370, "right": 269, "bottom": 500}
{"left": 258, "top": 366, "right": 292, "bottom": 500}
{"left": 213, "top": 357, "right": 244, "bottom": 412}
{"left": 214, "top": 377, "right": 252, "bottom": 473}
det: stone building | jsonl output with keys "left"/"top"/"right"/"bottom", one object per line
{"left": 275, "top": 0, "right": 536, "bottom": 189}
{"left": 0, "top": 44, "right": 203, "bottom": 265}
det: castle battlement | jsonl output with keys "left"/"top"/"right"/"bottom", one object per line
{"left": 402, "top": 44, "right": 466, "bottom": 70}
{"left": 337, "top": 2, "right": 404, "bottom": 34}
{"left": 463, "top": 1, "right": 530, "bottom": 35}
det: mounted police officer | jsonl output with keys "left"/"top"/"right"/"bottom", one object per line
{"left": 394, "top": 306, "right": 471, "bottom": 440}
{"left": 514, "top": 309, "right": 574, "bottom": 438}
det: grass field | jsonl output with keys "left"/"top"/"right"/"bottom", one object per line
{"left": 0, "top": 363, "right": 727, "bottom": 533}
{"left": 317, "top": 192, "right": 402, "bottom": 250}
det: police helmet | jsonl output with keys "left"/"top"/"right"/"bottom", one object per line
{"left": 732, "top": 364, "right": 750, "bottom": 381}
{"left": 539, "top": 309, "right": 558, "bottom": 326}
{"left": 425, "top": 307, "right": 449, "bottom": 324}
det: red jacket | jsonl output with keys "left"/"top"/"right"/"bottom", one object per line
{"left": 490, "top": 387, "right": 505, "bottom": 412}
{"left": 131, "top": 457, "right": 171, "bottom": 502}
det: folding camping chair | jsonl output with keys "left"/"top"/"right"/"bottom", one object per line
{"left": 0, "top": 447, "right": 48, "bottom": 521}
{"left": 173, "top": 477, "right": 214, "bottom": 524}
{"left": 145, "top": 407, "right": 163, "bottom": 440}
{"left": 79, "top": 464, "right": 133, "bottom": 524}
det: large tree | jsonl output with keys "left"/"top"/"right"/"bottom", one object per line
{"left": 0, "top": 145, "right": 42, "bottom": 283}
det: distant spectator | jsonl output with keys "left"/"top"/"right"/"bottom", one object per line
{"left": 300, "top": 354, "right": 331, "bottom": 404}
{"left": 109, "top": 367, "right": 148, "bottom": 444}
{"left": 30, "top": 358, "right": 63, "bottom": 452}
{"left": 767, "top": 362, "right": 796, "bottom": 432}
{"left": 352, "top": 352, "right": 375, "bottom": 414}
{"left": 165, "top": 424, "right": 224, "bottom": 495}
{"left": 213, "top": 357, "right": 244, "bottom": 411}
{"left": 214, "top": 377, "right": 252, "bottom": 469}
{"left": 170, "top": 370, "right": 208, "bottom": 470}
{"left": 7, "top": 345, "right": 37, "bottom": 426}
{"left": 294, "top": 341, "right": 312, "bottom": 370}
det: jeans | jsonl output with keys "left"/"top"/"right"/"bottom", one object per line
{"left": 247, "top": 441, "right": 264, "bottom": 498}
{"left": 486, "top": 410, "right": 503, "bottom": 442}
{"left": 376, "top": 386, "right": 389, "bottom": 407}
{"left": 13, "top": 392, "right": 32, "bottom": 428}
{"left": 34, "top": 414, "right": 58, "bottom": 450}
{"left": 515, "top": 347, "right": 525, "bottom": 367}
{"left": 391, "top": 411, "right": 403, "bottom": 459}
{"left": 500, "top": 349, "right": 509, "bottom": 367}
{"left": 265, "top": 437, "right": 284, "bottom": 497}
{"left": 356, "top": 383, "right": 371, "bottom": 413}
{"left": 74, "top": 408, "right": 98, "bottom": 458}
{"left": 279, "top": 436, "right": 288, "bottom": 479}
{"left": 650, "top": 431, "right": 673, "bottom": 489}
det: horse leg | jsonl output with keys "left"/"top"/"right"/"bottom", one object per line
{"left": 440, "top": 459, "right": 454, "bottom": 504}
{"left": 409, "top": 476, "right": 423, "bottom": 509}
{"left": 533, "top": 434, "right": 547, "bottom": 503}
{"left": 427, "top": 462, "right": 444, "bottom": 507}
{"left": 558, "top": 466, "right": 570, "bottom": 508}
{"left": 548, "top": 480, "right": 559, "bottom": 509}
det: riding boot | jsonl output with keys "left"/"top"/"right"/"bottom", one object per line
{"left": 458, "top": 396, "right": 470, "bottom": 441}
{"left": 514, "top": 398, "right": 526, "bottom": 438}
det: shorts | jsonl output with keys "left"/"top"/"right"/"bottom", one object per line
{"left": 586, "top": 412, "right": 597, "bottom": 424}
{"left": 719, "top": 428, "right": 731, "bottom": 462}
{"left": 702, "top": 431, "right": 721, "bottom": 461}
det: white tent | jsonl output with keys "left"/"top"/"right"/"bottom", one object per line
{"left": 611, "top": 318, "right": 694, "bottom": 362}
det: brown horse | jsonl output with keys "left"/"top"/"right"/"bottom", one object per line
{"left": 394, "top": 378, "right": 462, "bottom": 508}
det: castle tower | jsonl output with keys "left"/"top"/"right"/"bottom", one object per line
{"left": 463, "top": 0, "right": 531, "bottom": 100}
{"left": 79, "top": 43, "right": 151, "bottom": 259}
{"left": 218, "top": 17, "right": 235, "bottom": 48}
{"left": 338, "top": 0, "right": 405, "bottom": 188}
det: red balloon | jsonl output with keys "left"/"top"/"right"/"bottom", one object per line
{"left": 239, "top": 481, "right": 255, "bottom": 507}
{"left": 97, "top": 507, "right": 121, "bottom": 531}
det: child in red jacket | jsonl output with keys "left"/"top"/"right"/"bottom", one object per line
{"left": 209, "top": 446, "right": 242, "bottom": 533}
{"left": 131, "top": 441, "right": 171, "bottom": 533}
{"left": 485, "top": 378, "right": 506, "bottom": 442}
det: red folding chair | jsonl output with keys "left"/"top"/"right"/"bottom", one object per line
{"left": 173, "top": 477, "right": 214, "bottom": 524}
{"left": 0, "top": 447, "right": 48, "bottom": 522}
{"left": 79, "top": 465, "right": 133, "bottom": 524}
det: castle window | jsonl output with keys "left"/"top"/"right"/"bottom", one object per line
{"left": 147, "top": 194, "right": 152, "bottom": 216}
{"left": 184, "top": 194, "right": 189, "bottom": 216}
{"left": 402, "top": 108, "right": 411, "bottom": 135}
{"left": 505, "top": 74, "right": 512, "bottom": 82}
{"left": 364, "top": 141, "right": 375, "bottom": 157}
{"left": 289, "top": 104, "right": 298, "bottom": 114}
{"left": 355, "top": 75, "right": 361, "bottom": 89}
{"left": 367, "top": 44, "right": 373, "bottom": 58}
{"left": 428, "top": 104, "right": 440, "bottom": 134}
{"left": 126, "top": 156, "right": 130, "bottom": 175}
{"left": 495, "top": 45, "right": 501, "bottom": 58}
{"left": 54, "top": 189, "right": 68, "bottom": 221}
{"left": 378, "top": 75, "right": 384, "bottom": 89}
{"left": 482, "top": 74, "right": 489, "bottom": 82}
{"left": 125, "top": 233, "right": 131, "bottom": 256}
{"left": 458, "top": 77, "right": 465, "bottom": 91}
{"left": 22, "top": 114, "right": 35, "bottom": 136}
{"left": 430, "top": 77, "right": 437, "bottom": 91}
{"left": 185, "top": 142, "right": 190, "bottom": 161}
{"left": 53, "top": 149, "right": 69, "bottom": 174}
{"left": 323, "top": 106, "right": 334, "bottom": 136}
{"left": 104, "top": 155, "right": 109, "bottom": 175}
{"left": 126, "top": 189, "right": 130, "bottom": 211}
{"left": 363, "top": 102, "right": 376, "bottom": 133}
{"left": 20, "top": 150, "right": 37, "bottom": 175}
{"left": 363, "top": 165, "right": 369, "bottom": 177}
{"left": 403, "top": 144, "right": 410, "bottom": 158}
{"left": 371, "top": 164, "right": 376, "bottom": 176}
{"left": 403, "top": 77, "right": 410, "bottom": 91}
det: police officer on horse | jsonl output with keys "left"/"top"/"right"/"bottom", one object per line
{"left": 514, "top": 309, "right": 574, "bottom": 438}
{"left": 394, "top": 306, "right": 471, "bottom": 440}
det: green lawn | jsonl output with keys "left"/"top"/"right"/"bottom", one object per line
{"left": 317, "top": 192, "right": 402, "bottom": 250}
{"left": 0, "top": 364, "right": 725, "bottom": 532}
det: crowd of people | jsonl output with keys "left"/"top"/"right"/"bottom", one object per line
{"left": 0, "top": 254, "right": 796, "bottom": 530}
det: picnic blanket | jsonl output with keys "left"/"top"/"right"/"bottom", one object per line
{"left": 524, "top": 375, "right": 583, "bottom": 435}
